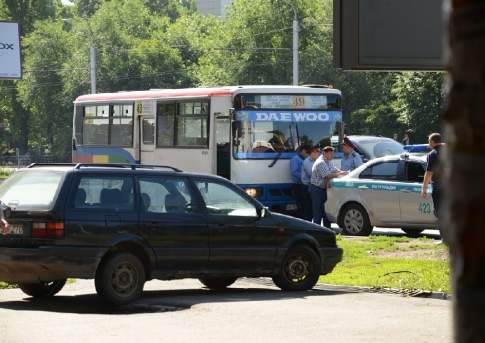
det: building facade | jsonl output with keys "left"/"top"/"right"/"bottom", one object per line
{"left": 196, "top": 0, "right": 233, "bottom": 17}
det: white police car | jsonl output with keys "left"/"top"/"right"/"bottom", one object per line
{"left": 326, "top": 154, "right": 437, "bottom": 237}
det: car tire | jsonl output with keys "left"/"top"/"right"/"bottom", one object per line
{"left": 402, "top": 228, "right": 424, "bottom": 238}
{"left": 338, "top": 203, "right": 373, "bottom": 236}
{"left": 95, "top": 252, "right": 146, "bottom": 306}
{"left": 18, "top": 279, "right": 67, "bottom": 298}
{"left": 199, "top": 277, "right": 237, "bottom": 290}
{"left": 272, "top": 245, "right": 321, "bottom": 291}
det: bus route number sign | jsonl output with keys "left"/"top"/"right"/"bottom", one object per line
{"left": 291, "top": 96, "right": 305, "bottom": 109}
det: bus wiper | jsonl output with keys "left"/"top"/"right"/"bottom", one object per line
{"left": 268, "top": 152, "right": 283, "bottom": 168}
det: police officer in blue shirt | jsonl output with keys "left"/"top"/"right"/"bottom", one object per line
{"left": 340, "top": 137, "right": 363, "bottom": 172}
{"left": 290, "top": 145, "right": 310, "bottom": 218}
{"left": 421, "top": 133, "right": 445, "bottom": 242}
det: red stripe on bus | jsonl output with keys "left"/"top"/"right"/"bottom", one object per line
{"left": 75, "top": 88, "right": 235, "bottom": 103}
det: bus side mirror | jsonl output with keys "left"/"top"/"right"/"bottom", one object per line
{"left": 72, "top": 138, "right": 77, "bottom": 151}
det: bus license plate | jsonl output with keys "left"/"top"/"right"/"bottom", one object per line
{"left": 2, "top": 224, "right": 24, "bottom": 236}
{"left": 286, "top": 204, "right": 298, "bottom": 211}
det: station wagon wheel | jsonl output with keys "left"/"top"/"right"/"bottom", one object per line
{"left": 95, "top": 252, "right": 146, "bottom": 306}
{"left": 338, "top": 203, "right": 372, "bottom": 236}
{"left": 19, "top": 279, "right": 67, "bottom": 298}
{"left": 272, "top": 245, "right": 320, "bottom": 291}
{"left": 199, "top": 277, "right": 237, "bottom": 290}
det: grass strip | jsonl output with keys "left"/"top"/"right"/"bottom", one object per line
{"left": 319, "top": 235, "right": 451, "bottom": 293}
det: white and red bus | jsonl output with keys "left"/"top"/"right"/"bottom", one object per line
{"left": 72, "top": 85, "right": 342, "bottom": 211}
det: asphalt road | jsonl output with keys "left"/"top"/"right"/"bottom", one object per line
{"left": 0, "top": 278, "right": 451, "bottom": 343}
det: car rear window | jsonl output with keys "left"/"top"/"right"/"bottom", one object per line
{"left": 0, "top": 169, "right": 66, "bottom": 211}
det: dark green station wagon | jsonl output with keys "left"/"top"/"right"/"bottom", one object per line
{"left": 0, "top": 164, "right": 342, "bottom": 305}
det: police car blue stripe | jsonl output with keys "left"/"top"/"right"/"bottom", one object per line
{"left": 331, "top": 180, "right": 431, "bottom": 194}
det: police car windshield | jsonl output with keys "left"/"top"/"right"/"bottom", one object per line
{"left": 232, "top": 114, "right": 340, "bottom": 159}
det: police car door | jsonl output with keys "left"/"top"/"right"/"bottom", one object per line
{"left": 399, "top": 161, "right": 436, "bottom": 225}
{"left": 358, "top": 160, "right": 401, "bottom": 225}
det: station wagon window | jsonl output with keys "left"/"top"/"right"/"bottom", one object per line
{"left": 156, "top": 101, "right": 209, "bottom": 147}
{"left": 72, "top": 176, "right": 134, "bottom": 211}
{"left": 194, "top": 180, "right": 257, "bottom": 217}
{"left": 359, "top": 161, "right": 399, "bottom": 180}
{"left": 138, "top": 177, "right": 196, "bottom": 214}
{"left": 82, "top": 104, "right": 133, "bottom": 146}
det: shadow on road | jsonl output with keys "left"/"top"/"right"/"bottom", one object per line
{"left": 0, "top": 282, "right": 350, "bottom": 315}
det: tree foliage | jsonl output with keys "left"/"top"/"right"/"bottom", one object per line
{"left": 0, "top": 0, "right": 445, "bottom": 160}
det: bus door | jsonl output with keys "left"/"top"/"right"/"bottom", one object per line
{"left": 139, "top": 116, "right": 156, "bottom": 164}
{"left": 215, "top": 113, "right": 230, "bottom": 179}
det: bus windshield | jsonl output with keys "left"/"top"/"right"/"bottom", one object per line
{"left": 232, "top": 110, "right": 341, "bottom": 159}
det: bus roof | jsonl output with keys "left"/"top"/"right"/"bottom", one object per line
{"left": 74, "top": 85, "right": 341, "bottom": 103}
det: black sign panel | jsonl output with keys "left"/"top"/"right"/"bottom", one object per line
{"left": 334, "top": 0, "right": 445, "bottom": 70}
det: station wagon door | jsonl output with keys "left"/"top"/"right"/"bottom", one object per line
{"left": 399, "top": 161, "right": 436, "bottom": 225}
{"left": 137, "top": 175, "right": 209, "bottom": 273}
{"left": 193, "top": 178, "right": 278, "bottom": 274}
{"left": 357, "top": 160, "right": 401, "bottom": 224}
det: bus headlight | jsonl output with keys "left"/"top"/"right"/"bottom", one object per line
{"left": 245, "top": 187, "right": 261, "bottom": 198}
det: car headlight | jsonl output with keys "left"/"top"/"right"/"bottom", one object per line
{"left": 245, "top": 187, "right": 261, "bottom": 198}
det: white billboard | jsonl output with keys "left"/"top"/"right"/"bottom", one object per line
{"left": 0, "top": 22, "right": 22, "bottom": 79}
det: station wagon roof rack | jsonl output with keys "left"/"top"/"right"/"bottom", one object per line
{"left": 27, "top": 163, "right": 80, "bottom": 168}
{"left": 73, "top": 163, "right": 182, "bottom": 172}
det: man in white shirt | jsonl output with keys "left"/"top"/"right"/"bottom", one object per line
{"left": 309, "top": 146, "right": 347, "bottom": 227}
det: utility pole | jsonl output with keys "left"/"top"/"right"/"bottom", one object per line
{"left": 281, "top": 0, "right": 299, "bottom": 85}
{"left": 445, "top": 0, "right": 485, "bottom": 342}
{"left": 292, "top": 12, "right": 299, "bottom": 86}
{"left": 90, "top": 45, "right": 96, "bottom": 94}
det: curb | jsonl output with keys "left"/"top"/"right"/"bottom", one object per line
{"left": 315, "top": 283, "right": 450, "bottom": 300}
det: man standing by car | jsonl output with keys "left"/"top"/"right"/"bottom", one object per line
{"left": 290, "top": 145, "right": 310, "bottom": 218}
{"left": 421, "top": 133, "right": 444, "bottom": 241}
{"left": 301, "top": 146, "right": 320, "bottom": 221}
{"left": 310, "top": 146, "right": 348, "bottom": 227}
{"left": 340, "top": 137, "right": 363, "bottom": 172}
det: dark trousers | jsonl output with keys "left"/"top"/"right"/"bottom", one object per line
{"left": 291, "top": 183, "right": 305, "bottom": 219}
{"left": 309, "top": 184, "right": 331, "bottom": 228}
{"left": 302, "top": 185, "right": 312, "bottom": 221}
{"left": 432, "top": 187, "right": 445, "bottom": 240}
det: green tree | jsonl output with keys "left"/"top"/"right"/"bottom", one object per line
{"left": 73, "top": 0, "right": 102, "bottom": 18}
{"left": 17, "top": 21, "right": 75, "bottom": 159}
{"left": 144, "top": 0, "right": 196, "bottom": 20}
{"left": 350, "top": 105, "right": 405, "bottom": 139}
{"left": 0, "top": 0, "right": 62, "bottom": 153}
{"left": 393, "top": 72, "right": 445, "bottom": 142}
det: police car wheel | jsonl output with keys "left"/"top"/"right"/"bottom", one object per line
{"left": 402, "top": 228, "right": 424, "bottom": 238}
{"left": 19, "top": 279, "right": 67, "bottom": 298}
{"left": 338, "top": 203, "right": 372, "bottom": 236}
{"left": 199, "top": 277, "right": 237, "bottom": 290}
